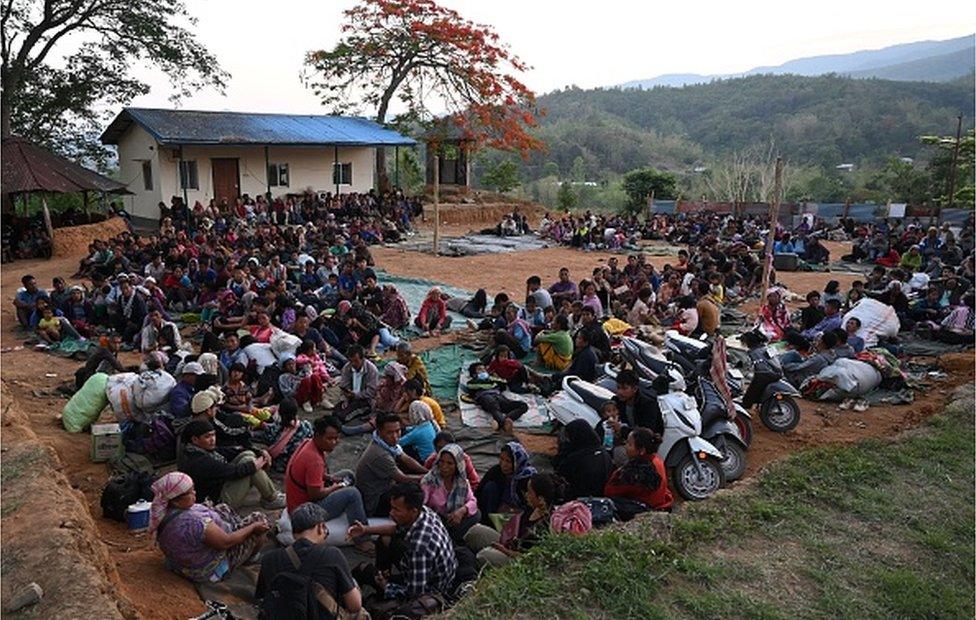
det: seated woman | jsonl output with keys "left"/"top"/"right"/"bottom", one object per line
{"left": 398, "top": 400, "right": 439, "bottom": 462}
{"left": 554, "top": 419, "right": 612, "bottom": 500}
{"left": 464, "top": 472, "right": 563, "bottom": 568}
{"left": 423, "top": 431, "right": 481, "bottom": 488}
{"left": 414, "top": 287, "right": 452, "bottom": 335}
{"left": 258, "top": 398, "right": 313, "bottom": 473}
{"left": 421, "top": 443, "right": 481, "bottom": 542}
{"left": 150, "top": 471, "right": 270, "bottom": 583}
{"left": 604, "top": 427, "right": 673, "bottom": 519}
{"left": 475, "top": 441, "right": 535, "bottom": 524}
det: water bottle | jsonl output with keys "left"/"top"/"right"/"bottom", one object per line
{"left": 603, "top": 423, "right": 614, "bottom": 450}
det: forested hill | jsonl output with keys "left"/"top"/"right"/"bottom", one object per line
{"left": 523, "top": 73, "right": 974, "bottom": 180}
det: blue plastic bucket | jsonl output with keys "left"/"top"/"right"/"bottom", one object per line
{"left": 126, "top": 500, "right": 151, "bottom": 532}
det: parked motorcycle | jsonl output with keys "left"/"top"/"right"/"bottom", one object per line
{"left": 548, "top": 375, "right": 726, "bottom": 501}
{"left": 738, "top": 331, "right": 802, "bottom": 433}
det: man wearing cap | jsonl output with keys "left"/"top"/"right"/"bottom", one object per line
{"left": 336, "top": 345, "right": 379, "bottom": 421}
{"left": 178, "top": 418, "right": 285, "bottom": 510}
{"left": 255, "top": 502, "right": 363, "bottom": 614}
{"left": 113, "top": 279, "right": 147, "bottom": 346}
{"left": 169, "top": 361, "right": 204, "bottom": 418}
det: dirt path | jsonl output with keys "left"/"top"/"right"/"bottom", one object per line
{"left": 0, "top": 239, "right": 967, "bottom": 618}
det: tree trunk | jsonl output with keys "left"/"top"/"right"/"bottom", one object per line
{"left": 376, "top": 147, "right": 391, "bottom": 193}
{"left": 1, "top": 96, "right": 12, "bottom": 138}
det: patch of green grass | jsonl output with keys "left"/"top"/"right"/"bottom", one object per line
{"left": 447, "top": 388, "right": 975, "bottom": 619}
{"left": 1, "top": 498, "right": 24, "bottom": 517}
{"left": 0, "top": 447, "right": 44, "bottom": 485}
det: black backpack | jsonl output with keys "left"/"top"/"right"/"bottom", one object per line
{"left": 260, "top": 547, "right": 335, "bottom": 620}
{"left": 100, "top": 471, "right": 154, "bottom": 522}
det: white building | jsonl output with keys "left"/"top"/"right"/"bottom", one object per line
{"left": 100, "top": 108, "right": 416, "bottom": 224}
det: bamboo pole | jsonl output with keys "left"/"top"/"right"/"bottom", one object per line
{"left": 759, "top": 157, "right": 784, "bottom": 305}
{"left": 433, "top": 154, "right": 440, "bottom": 255}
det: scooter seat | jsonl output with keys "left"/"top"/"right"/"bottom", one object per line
{"left": 565, "top": 377, "right": 613, "bottom": 412}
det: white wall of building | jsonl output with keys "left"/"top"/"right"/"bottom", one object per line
{"left": 114, "top": 124, "right": 378, "bottom": 221}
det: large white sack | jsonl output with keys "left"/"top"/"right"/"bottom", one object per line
{"left": 244, "top": 342, "right": 278, "bottom": 372}
{"left": 105, "top": 372, "right": 141, "bottom": 422}
{"left": 276, "top": 508, "right": 395, "bottom": 547}
{"left": 842, "top": 298, "right": 899, "bottom": 347}
{"left": 131, "top": 370, "right": 176, "bottom": 414}
{"left": 815, "top": 358, "right": 882, "bottom": 396}
{"left": 270, "top": 328, "right": 302, "bottom": 358}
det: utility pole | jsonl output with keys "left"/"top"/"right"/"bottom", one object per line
{"left": 759, "top": 157, "right": 784, "bottom": 305}
{"left": 943, "top": 115, "right": 964, "bottom": 223}
{"left": 433, "top": 154, "right": 440, "bottom": 255}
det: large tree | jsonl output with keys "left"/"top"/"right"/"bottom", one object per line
{"left": 304, "top": 0, "right": 542, "bottom": 191}
{"left": 1, "top": 0, "right": 227, "bottom": 166}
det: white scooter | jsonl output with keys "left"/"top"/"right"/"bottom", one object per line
{"left": 548, "top": 375, "right": 726, "bottom": 501}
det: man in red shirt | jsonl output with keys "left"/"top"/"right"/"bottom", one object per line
{"left": 285, "top": 416, "right": 373, "bottom": 552}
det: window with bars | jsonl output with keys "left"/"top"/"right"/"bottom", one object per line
{"left": 179, "top": 160, "right": 199, "bottom": 190}
{"left": 332, "top": 162, "right": 352, "bottom": 185}
{"left": 267, "top": 162, "right": 289, "bottom": 187}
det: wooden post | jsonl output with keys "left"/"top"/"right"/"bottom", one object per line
{"left": 394, "top": 146, "right": 400, "bottom": 189}
{"left": 334, "top": 146, "right": 340, "bottom": 197}
{"left": 179, "top": 145, "right": 188, "bottom": 209}
{"left": 943, "top": 115, "right": 964, "bottom": 223}
{"left": 646, "top": 190, "right": 654, "bottom": 222}
{"left": 433, "top": 154, "right": 440, "bottom": 255}
{"left": 41, "top": 195, "right": 54, "bottom": 242}
{"left": 264, "top": 145, "right": 272, "bottom": 204}
{"left": 759, "top": 157, "right": 784, "bottom": 305}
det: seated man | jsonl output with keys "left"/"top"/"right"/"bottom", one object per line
{"left": 348, "top": 483, "right": 458, "bottom": 610}
{"left": 800, "top": 298, "right": 843, "bottom": 342}
{"left": 285, "top": 416, "right": 374, "bottom": 553}
{"left": 168, "top": 362, "right": 204, "bottom": 418}
{"left": 12, "top": 274, "right": 49, "bottom": 328}
{"left": 611, "top": 369, "right": 664, "bottom": 444}
{"left": 336, "top": 345, "right": 379, "bottom": 421}
{"left": 256, "top": 502, "right": 364, "bottom": 617}
{"left": 781, "top": 329, "right": 841, "bottom": 387}
{"left": 463, "top": 362, "right": 528, "bottom": 434}
{"left": 534, "top": 314, "right": 573, "bottom": 371}
{"left": 141, "top": 309, "right": 182, "bottom": 353}
{"left": 355, "top": 414, "right": 427, "bottom": 517}
{"left": 178, "top": 419, "right": 285, "bottom": 510}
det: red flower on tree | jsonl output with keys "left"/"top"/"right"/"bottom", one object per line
{"left": 304, "top": 0, "right": 544, "bottom": 188}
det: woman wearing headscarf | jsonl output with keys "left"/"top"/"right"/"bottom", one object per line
{"left": 380, "top": 284, "right": 410, "bottom": 330}
{"left": 398, "top": 400, "right": 439, "bottom": 462}
{"left": 475, "top": 441, "right": 536, "bottom": 524}
{"left": 151, "top": 471, "right": 270, "bottom": 583}
{"left": 757, "top": 288, "right": 791, "bottom": 341}
{"left": 374, "top": 361, "right": 408, "bottom": 414}
{"left": 553, "top": 419, "right": 612, "bottom": 500}
{"left": 421, "top": 443, "right": 481, "bottom": 541}
{"left": 414, "top": 287, "right": 452, "bottom": 336}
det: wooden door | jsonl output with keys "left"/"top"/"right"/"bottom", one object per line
{"left": 211, "top": 158, "right": 240, "bottom": 205}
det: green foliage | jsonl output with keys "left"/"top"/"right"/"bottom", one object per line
{"left": 481, "top": 159, "right": 521, "bottom": 193}
{"left": 868, "top": 157, "right": 935, "bottom": 205}
{"left": 920, "top": 129, "right": 975, "bottom": 208}
{"left": 450, "top": 386, "right": 975, "bottom": 619}
{"left": 542, "top": 161, "right": 560, "bottom": 178}
{"left": 556, "top": 182, "right": 578, "bottom": 212}
{"left": 2, "top": 0, "right": 228, "bottom": 168}
{"left": 621, "top": 168, "right": 676, "bottom": 212}
{"left": 386, "top": 147, "right": 425, "bottom": 195}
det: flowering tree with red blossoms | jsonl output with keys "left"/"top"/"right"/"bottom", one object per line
{"left": 304, "top": 0, "right": 543, "bottom": 189}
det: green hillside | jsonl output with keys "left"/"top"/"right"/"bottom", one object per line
{"left": 499, "top": 73, "right": 974, "bottom": 183}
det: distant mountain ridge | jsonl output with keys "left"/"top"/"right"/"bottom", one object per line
{"left": 620, "top": 34, "right": 975, "bottom": 88}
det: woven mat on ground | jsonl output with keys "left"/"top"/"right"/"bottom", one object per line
{"left": 444, "top": 234, "right": 550, "bottom": 256}
{"left": 40, "top": 337, "right": 94, "bottom": 358}
{"left": 897, "top": 334, "right": 972, "bottom": 357}
{"left": 454, "top": 363, "right": 551, "bottom": 430}
{"left": 374, "top": 270, "right": 471, "bottom": 333}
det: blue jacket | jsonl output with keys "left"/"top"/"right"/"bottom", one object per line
{"left": 168, "top": 380, "right": 196, "bottom": 418}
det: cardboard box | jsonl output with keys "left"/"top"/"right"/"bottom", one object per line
{"left": 91, "top": 423, "right": 123, "bottom": 462}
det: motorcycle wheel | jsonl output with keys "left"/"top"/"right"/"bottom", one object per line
{"left": 760, "top": 395, "right": 801, "bottom": 432}
{"left": 720, "top": 440, "right": 747, "bottom": 482}
{"left": 673, "top": 455, "right": 725, "bottom": 501}
{"left": 733, "top": 415, "right": 754, "bottom": 446}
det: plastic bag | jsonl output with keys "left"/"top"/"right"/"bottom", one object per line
{"left": 815, "top": 358, "right": 882, "bottom": 396}
{"left": 62, "top": 373, "right": 109, "bottom": 432}
{"left": 105, "top": 372, "right": 141, "bottom": 422}
{"left": 269, "top": 329, "right": 302, "bottom": 358}
{"left": 842, "top": 298, "right": 899, "bottom": 347}
{"left": 131, "top": 370, "right": 176, "bottom": 414}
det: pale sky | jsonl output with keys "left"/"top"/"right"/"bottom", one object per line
{"left": 127, "top": 0, "right": 975, "bottom": 115}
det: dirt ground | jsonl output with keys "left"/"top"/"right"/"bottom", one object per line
{"left": 0, "top": 229, "right": 970, "bottom": 618}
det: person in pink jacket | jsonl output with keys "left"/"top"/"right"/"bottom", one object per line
{"left": 421, "top": 443, "right": 479, "bottom": 542}
{"left": 414, "top": 287, "right": 453, "bottom": 336}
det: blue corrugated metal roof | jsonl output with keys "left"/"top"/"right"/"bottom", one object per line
{"left": 100, "top": 108, "right": 416, "bottom": 147}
